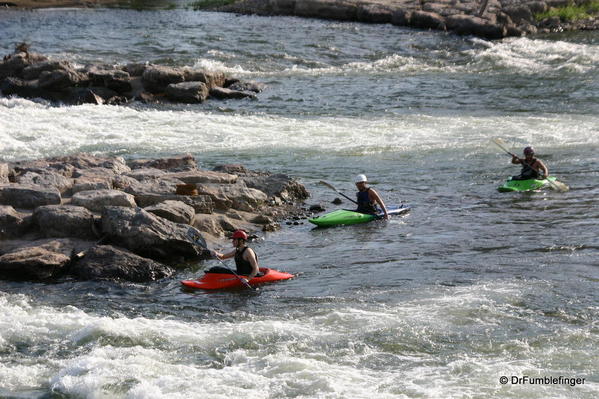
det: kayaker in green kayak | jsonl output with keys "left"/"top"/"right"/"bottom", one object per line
{"left": 211, "top": 230, "right": 259, "bottom": 284}
{"left": 511, "top": 146, "right": 549, "bottom": 180}
{"left": 355, "top": 174, "right": 389, "bottom": 220}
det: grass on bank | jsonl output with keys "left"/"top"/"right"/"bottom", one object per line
{"left": 536, "top": 1, "right": 599, "bottom": 21}
{"left": 189, "top": 0, "right": 235, "bottom": 10}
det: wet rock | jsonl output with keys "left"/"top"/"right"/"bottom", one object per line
{"left": 15, "top": 169, "right": 73, "bottom": 194}
{"left": 226, "top": 81, "right": 266, "bottom": 93}
{"left": 309, "top": 204, "right": 326, "bottom": 212}
{"left": 127, "top": 154, "right": 197, "bottom": 172}
{"left": 241, "top": 173, "right": 309, "bottom": 202}
{"left": 0, "top": 205, "right": 25, "bottom": 239}
{"left": 101, "top": 206, "right": 204, "bottom": 260}
{"left": 391, "top": 9, "right": 413, "bottom": 26}
{"left": 357, "top": 4, "right": 393, "bottom": 23}
{"left": 142, "top": 65, "right": 185, "bottom": 93}
{"left": 332, "top": 197, "right": 343, "bottom": 205}
{"left": 68, "top": 88, "right": 105, "bottom": 105}
{"left": 123, "top": 63, "right": 148, "bottom": 77}
{"left": 21, "top": 60, "right": 72, "bottom": 80}
{"left": 0, "top": 77, "right": 44, "bottom": 98}
{"left": 0, "top": 247, "right": 70, "bottom": 281}
{"left": 70, "top": 245, "right": 173, "bottom": 282}
{"left": 410, "top": 11, "right": 447, "bottom": 30}
{"left": 87, "top": 66, "right": 132, "bottom": 93}
{"left": 168, "top": 170, "right": 238, "bottom": 185}
{"left": 33, "top": 205, "right": 96, "bottom": 239}
{"left": 165, "top": 81, "right": 209, "bottom": 103}
{"left": 445, "top": 15, "right": 507, "bottom": 39}
{"left": 38, "top": 68, "right": 81, "bottom": 91}
{"left": 213, "top": 164, "right": 250, "bottom": 176}
{"left": 0, "top": 163, "right": 9, "bottom": 184}
{"left": 71, "top": 189, "right": 137, "bottom": 212}
{"left": 195, "top": 182, "right": 267, "bottom": 211}
{"left": 0, "top": 184, "right": 61, "bottom": 209}
{"left": 0, "top": 52, "right": 31, "bottom": 79}
{"left": 51, "top": 153, "right": 130, "bottom": 175}
{"left": 183, "top": 69, "right": 226, "bottom": 89}
{"left": 209, "top": 87, "right": 257, "bottom": 100}
{"left": 72, "top": 178, "right": 112, "bottom": 194}
{"left": 126, "top": 168, "right": 167, "bottom": 181}
{"left": 251, "top": 214, "right": 274, "bottom": 224}
{"left": 262, "top": 222, "right": 280, "bottom": 232}
{"left": 144, "top": 200, "right": 195, "bottom": 224}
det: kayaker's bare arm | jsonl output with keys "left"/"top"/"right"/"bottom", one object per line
{"left": 212, "top": 249, "right": 236, "bottom": 260}
{"left": 369, "top": 189, "right": 389, "bottom": 219}
{"left": 537, "top": 160, "right": 549, "bottom": 177}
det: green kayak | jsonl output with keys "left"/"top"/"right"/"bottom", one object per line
{"left": 497, "top": 176, "right": 560, "bottom": 192}
{"left": 308, "top": 205, "right": 410, "bottom": 227}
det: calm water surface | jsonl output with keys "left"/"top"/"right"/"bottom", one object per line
{"left": 0, "top": 7, "right": 598, "bottom": 399}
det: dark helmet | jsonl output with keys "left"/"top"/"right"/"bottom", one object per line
{"left": 231, "top": 230, "right": 248, "bottom": 240}
{"left": 523, "top": 146, "right": 535, "bottom": 155}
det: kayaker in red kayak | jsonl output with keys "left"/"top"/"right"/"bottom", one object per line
{"left": 511, "top": 146, "right": 548, "bottom": 180}
{"left": 211, "top": 230, "right": 259, "bottom": 284}
{"left": 355, "top": 174, "right": 389, "bottom": 220}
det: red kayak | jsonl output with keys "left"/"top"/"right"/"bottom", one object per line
{"left": 181, "top": 267, "right": 294, "bottom": 290}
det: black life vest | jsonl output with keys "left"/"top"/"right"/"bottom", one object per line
{"left": 520, "top": 158, "right": 540, "bottom": 179}
{"left": 356, "top": 187, "right": 377, "bottom": 214}
{"left": 234, "top": 246, "right": 257, "bottom": 275}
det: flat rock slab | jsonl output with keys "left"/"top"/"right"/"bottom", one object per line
{"left": 72, "top": 189, "right": 137, "bottom": 212}
{"left": 0, "top": 183, "right": 61, "bottom": 209}
{"left": 0, "top": 247, "right": 70, "bottom": 280}
{"left": 144, "top": 200, "right": 195, "bottom": 224}
{"left": 33, "top": 205, "right": 96, "bottom": 239}
{"left": 70, "top": 245, "right": 174, "bottom": 282}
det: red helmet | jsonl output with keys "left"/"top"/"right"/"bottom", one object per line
{"left": 231, "top": 230, "right": 248, "bottom": 240}
{"left": 523, "top": 146, "right": 535, "bottom": 155}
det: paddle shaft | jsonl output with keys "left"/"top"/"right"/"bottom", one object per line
{"left": 213, "top": 256, "right": 255, "bottom": 290}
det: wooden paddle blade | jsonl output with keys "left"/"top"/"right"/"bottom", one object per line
{"left": 319, "top": 180, "right": 338, "bottom": 191}
{"left": 547, "top": 179, "right": 570, "bottom": 192}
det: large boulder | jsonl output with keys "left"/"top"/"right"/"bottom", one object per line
{"left": 0, "top": 52, "right": 30, "bottom": 79}
{"left": 195, "top": 182, "right": 268, "bottom": 211}
{"left": 100, "top": 206, "right": 206, "bottom": 260}
{"left": 16, "top": 169, "right": 73, "bottom": 194}
{"left": 144, "top": 200, "right": 195, "bottom": 224}
{"left": 445, "top": 15, "right": 507, "bottom": 39}
{"left": 0, "top": 184, "right": 61, "bottom": 209}
{"left": 70, "top": 245, "right": 173, "bottom": 282}
{"left": 356, "top": 4, "right": 393, "bottom": 23}
{"left": 38, "top": 68, "right": 81, "bottom": 91}
{"left": 209, "top": 87, "right": 257, "bottom": 100}
{"left": 71, "top": 177, "right": 112, "bottom": 194}
{"left": 49, "top": 153, "right": 130, "bottom": 175}
{"left": 127, "top": 153, "right": 197, "bottom": 172}
{"left": 0, "top": 163, "right": 9, "bottom": 183}
{"left": 87, "top": 66, "right": 132, "bottom": 93}
{"left": 0, "top": 205, "right": 25, "bottom": 239}
{"left": 0, "top": 77, "right": 44, "bottom": 98}
{"left": 165, "top": 81, "right": 209, "bottom": 103}
{"left": 132, "top": 192, "right": 214, "bottom": 214}
{"left": 71, "top": 189, "right": 137, "bottom": 212}
{"left": 21, "top": 60, "right": 72, "bottom": 80}
{"left": 167, "top": 170, "right": 238, "bottom": 185}
{"left": 410, "top": 11, "right": 446, "bottom": 30}
{"left": 241, "top": 173, "right": 309, "bottom": 201}
{"left": 142, "top": 65, "right": 185, "bottom": 93}
{"left": 0, "top": 247, "right": 70, "bottom": 280}
{"left": 226, "top": 80, "right": 266, "bottom": 93}
{"left": 183, "top": 69, "right": 226, "bottom": 89}
{"left": 33, "top": 205, "right": 96, "bottom": 239}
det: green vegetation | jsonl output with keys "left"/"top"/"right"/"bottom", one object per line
{"left": 535, "top": 1, "right": 599, "bottom": 21}
{"left": 189, "top": 0, "right": 236, "bottom": 10}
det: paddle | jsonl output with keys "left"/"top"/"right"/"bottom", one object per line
{"left": 491, "top": 138, "right": 569, "bottom": 192}
{"left": 319, "top": 180, "right": 358, "bottom": 205}
{"left": 186, "top": 228, "right": 256, "bottom": 290}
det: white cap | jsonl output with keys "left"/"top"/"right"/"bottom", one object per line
{"left": 355, "top": 174, "right": 368, "bottom": 183}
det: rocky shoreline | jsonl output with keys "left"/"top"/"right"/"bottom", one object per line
{"left": 4, "top": 0, "right": 599, "bottom": 38}
{"left": 215, "top": 0, "right": 599, "bottom": 38}
{"left": 0, "top": 153, "right": 310, "bottom": 282}
{"left": 0, "top": 45, "right": 263, "bottom": 106}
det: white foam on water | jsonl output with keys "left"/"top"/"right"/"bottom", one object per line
{"left": 2, "top": 97, "right": 598, "bottom": 162}
{"left": 2, "top": 280, "right": 596, "bottom": 398}
{"left": 470, "top": 37, "right": 599, "bottom": 74}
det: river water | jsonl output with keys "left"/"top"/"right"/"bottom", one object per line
{"left": 1, "top": 6, "right": 598, "bottom": 399}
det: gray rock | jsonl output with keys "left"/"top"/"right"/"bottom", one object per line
{"left": 144, "top": 200, "right": 195, "bottom": 224}
{"left": 0, "top": 52, "right": 30, "bottom": 79}
{"left": 226, "top": 81, "right": 266, "bottom": 93}
{"left": 33, "top": 205, "right": 96, "bottom": 239}
{"left": 167, "top": 170, "right": 238, "bottom": 185}
{"left": 0, "top": 77, "right": 44, "bottom": 98}
{"left": 241, "top": 173, "right": 309, "bottom": 201}
{"left": 209, "top": 87, "right": 257, "bottom": 100}
{"left": 0, "top": 205, "right": 25, "bottom": 238}
{"left": 132, "top": 192, "right": 214, "bottom": 214}
{"left": 195, "top": 182, "right": 268, "bottom": 211}
{"left": 21, "top": 60, "right": 72, "bottom": 80}
{"left": 0, "top": 184, "right": 61, "bottom": 209}
{"left": 101, "top": 206, "right": 205, "bottom": 260}
{"left": 50, "top": 153, "right": 130, "bottom": 175}
{"left": 125, "top": 168, "right": 167, "bottom": 181}
{"left": 183, "top": 69, "right": 226, "bottom": 89}
{"left": 87, "top": 66, "right": 132, "bottom": 93}
{"left": 0, "top": 163, "right": 9, "bottom": 184}
{"left": 70, "top": 245, "right": 173, "bottom": 282}
{"left": 142, "top": 65, "right": 185, "bottom": 93}
{"left": 445, "top": 15, "right": 507, "bottom": 39}
{"left": 410, "top": 11, "right": 447, "bottom": 30}
{"left": 16, "top": 170, "right": 73, "bottom": 194}
{"left": 71, "top": 189, "right": 137, "bottom": 213}
{"left": 67, "top": 88, "right": 105, "bottom": 105}
{"left": 165, "top": 81, "right": 209, "bottom": 103}
{"left": 503, "top": 5, "right": 534, "bottom": 25}
{"left": 356, "top": 4, "right": 393, "bottom": 23}
{"left": 0, "top": 247, "right": 70, "bottom": 280}
{"left": 38, "top": 68, "right": 81, "bottom": 91}
{"left": 391, "top": 9, "right": 413, "bottom": 26}
{"left": 127, "top": 154, "right": 198, "bottom": 172}
{"left": 72, "top": 178, "right": 112, "bottom": 194}
{"left": 123, "top": 63, "right": 148, "bottom": 77}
